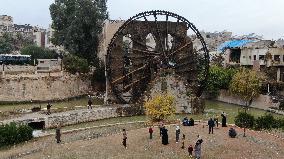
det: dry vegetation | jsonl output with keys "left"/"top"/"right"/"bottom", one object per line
{"left": 1, "top": 122, "right": 284, "bottom": 159}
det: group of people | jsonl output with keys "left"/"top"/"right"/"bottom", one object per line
{"left": 121, "top": 124, "right": 203, "bottom": 158}
{"left": 207, "top": 112, "right": 227, "bottom": 134}
{"left": 122, "top": 112, "right": 228, "bottom": 158}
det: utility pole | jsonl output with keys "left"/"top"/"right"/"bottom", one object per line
{"left": 104, "top": 55, "right": 108, "bottom": 105}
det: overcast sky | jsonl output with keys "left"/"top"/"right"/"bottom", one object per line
{"left": 1, "top": 0, "right": 284, "bottom": 39}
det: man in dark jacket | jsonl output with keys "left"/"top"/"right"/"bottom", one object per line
{"left": 208, "top": 118, "right": 215, "bottom": 134}
{"left": 47, "top": 102, "right": 52, "bottom": 115}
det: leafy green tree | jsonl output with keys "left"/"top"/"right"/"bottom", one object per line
{"left": 235, "top": 111, "right": 255, "bottom": 136}
{"left": 0, "top": 32, "right": 34, "bottom": 54}
{"left": 230, "top": 68, "right": 264, "bottom": 136}
{"left": 230, "top": 68, "right": 263, "bottom": 107}
{"left": 0, "top": 32, "right": 14, "bottom": 54}
{"left": 49, "top": 0, "right": 108, "bottom": 65}
{"left": 21, "top": 45, "right": 58, "bottom": 64}
{"left": 205, "top": 65, "right": 236, "bottom": 98}
{"left": 93, "top": 60, "right": 105, "bottom": 83}
{"left": 13, "top": 33, "right": 34, "bottom": 50}
{"left": 63, "top": 54, "right": 89, "bottom": 74}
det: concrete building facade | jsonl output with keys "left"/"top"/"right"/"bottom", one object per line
{"left": 220, "top": 39, "right": 284, "bottom": 81}
{"left": 0, "top": 15, "right": 46, "bottom": 48}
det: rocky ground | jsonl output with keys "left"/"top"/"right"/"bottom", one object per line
{"left": 1, "top": 122, "right": 283, "bottom": 159}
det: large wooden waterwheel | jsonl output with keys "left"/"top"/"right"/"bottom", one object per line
{"left": 106, "top": 10, "right": 209, "bottom": 104}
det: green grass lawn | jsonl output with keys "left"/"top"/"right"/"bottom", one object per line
{"left": 45, "top": 100, "right": 283, "bottom": 133}
{"left": 204, "top": 100, "right": 284, "bottom": 123}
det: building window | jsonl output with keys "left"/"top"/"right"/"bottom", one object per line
{"left": 259, "top": 55, "right": 265, "bottom": 60}
{"left": 243, "top": 56, "right": 245, "bottom": 58}
{"left": 249, "top": 56, "right": 251, "bottom": 60}
{"left": 253, "top": 55, "right": 256, "bottom": 60}
{"left": 274, "top": 55, "right": 280, "bottom": 62}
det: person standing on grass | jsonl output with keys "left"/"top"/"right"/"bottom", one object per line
{"left": 221, "top": 112, "right": 227, "bottom": 127}
{"left": 55, "top": 124, "right": 61, "bottom": 143}
{"left": 208, "top": 117, "right": 215, "bottom": 134}
{"left": 175, "top": 125, "right": 180, "bottom": 143}
{"left": 88, "top": 95, "right": 92, "bottom": 109}
{"left": 149, "top": 126, "right": 153, "bottom": 139}
{"left": 47, "top": 102, "right": 52, "bottom": 115}
{"left": 122, "top": 129, "right": 127, "bottom": 149}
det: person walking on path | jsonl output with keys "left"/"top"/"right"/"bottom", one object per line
{"left": 47, "top": 102, "right": 52, "bottom": 115}
{"left": 208, "top": 117, "right": 215, "bottom": 134}
{"left": 149, "top": 126, "right": 153, "bottom": 139}
{"left": 55, "top": 124, "right": 61, "bottom": 143}
{"left": 122, "top": 129, "right": 127, "bottom": 149}
{"left": 175, "top": 125, "right": 180, "bottom": 143}
{"left": 194, "top": 135, "right": 203, "bottom": 159}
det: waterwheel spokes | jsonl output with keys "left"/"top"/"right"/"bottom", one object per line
{"left": 106, "top": 10, "right": 209, "bottom": 104}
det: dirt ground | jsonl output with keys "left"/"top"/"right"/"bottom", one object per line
{"left": 1, "top": 123, "right": 284, "bottom": 159}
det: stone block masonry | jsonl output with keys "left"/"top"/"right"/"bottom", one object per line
{"left": 0, "top": 73, "right": 91, "bottom": 102}
{"left": 1, "top": 105, "right": 131, "bottom": 129}
{"left": 144, "top": 73, "right": 192, "bottom": 113}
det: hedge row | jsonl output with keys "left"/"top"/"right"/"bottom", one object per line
{"left": 235, "top": 112, "right": 284, "bottom": 130}
{"left": 0, "top": 122, "right": 33, "bottom": 147}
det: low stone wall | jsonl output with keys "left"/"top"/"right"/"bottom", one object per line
{"left": 45, "top": 107, "right": 119, "bottom": 128}
{"left": 0, "top": 73, "right": 91, "bottom": 102}
{"left": 1, "top": 105, "right": 132, "bottom": 129}
{"left": 216, "top": 90, "right": 279, "bottom": 110}
{"left": 1, "top": 65, "right": 35, "bottom": 74}
{"left": 0, "top": 65, "right": 62, "bottom": 74}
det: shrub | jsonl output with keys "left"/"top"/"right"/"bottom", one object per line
{"left": 271, "top": 118, "right": 284, "bottom": 130}
{"left": 63, "top": 54, "right": 89, "bottom": 74}
{"left": 0, "top": 122, "right": 33, "bottom": 147}
{"left": 235, "top": 112, "right": 254, "bottom": 129}
{"left": 144, "top": 94, "right": 175, "bottom": 121}
{"left": 21, "top": 45, "right": 58, "bottom": 65}
{"left": 255, "top": 113, "right": 276, "bottom": 130}
{"left": 279, "top": 102, "right": 284, "bottom": 110}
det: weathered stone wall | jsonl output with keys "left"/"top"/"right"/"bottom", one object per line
{"left": 0, "top": 65, "right": 35, "bottom": 74}
{"left": 216, "top": 89, "right": 278, "bottom": 110}
{"left": 45, "top": 107, "right": 118, "bottom": 128}
{"left": 0, "top": 73, "right": 91, "bottom": 102}
{"left": 0, "top": 64, "right": 62, "bottom": 74}
{"left": 1, "top": 106, "right": 132, "bottom": 129}
{"left": 144, "top": 73, "right": 191, "bottom": 113}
